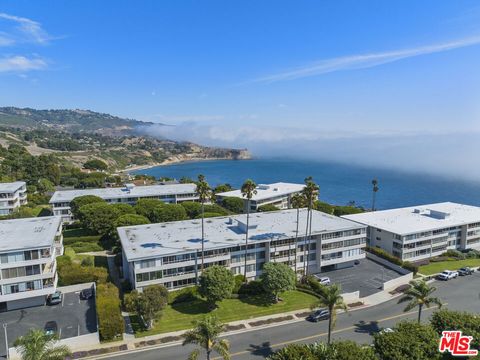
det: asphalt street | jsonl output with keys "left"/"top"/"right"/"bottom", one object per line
{"left": 105, "top": 272, "right": 480, "bottom": 360}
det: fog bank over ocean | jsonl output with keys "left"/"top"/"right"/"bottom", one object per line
{"left": 138, "top": 123, "right": 480, "bottom": 182}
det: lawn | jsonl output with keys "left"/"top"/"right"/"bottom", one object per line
{"left": 418, "top": 258, "right": 480, "bottom": 275}
{"left": 132, "top": 290, "right": 318, "bottom": 337}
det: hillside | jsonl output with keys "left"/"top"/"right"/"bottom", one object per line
{"left": 0, "top": 107, "right": 251, "bottom": 170}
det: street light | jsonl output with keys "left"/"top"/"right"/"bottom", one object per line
{"left": 3, "top": 323, "right": 8, "bottom": 360}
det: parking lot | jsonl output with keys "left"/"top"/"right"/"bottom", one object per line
{"left": 318, "top": 258, "right": 403, "bottom": 297}
{"left": 0, "top": 291, "right": 97, "bottom": 358}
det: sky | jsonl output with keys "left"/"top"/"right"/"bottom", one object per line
{"left": 1, "top": 1, "right": 480, "bottom": 179}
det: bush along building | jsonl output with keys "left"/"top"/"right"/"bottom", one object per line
{"left": 343, "top": 202, "right": 480, "bottom": 262}
{"left": 118, "top": 209, "right": 367, "bottom": 291}
{"left": 50, "top": 183, "right": 199, "bottom": 221}
{"left": 0, "top": 217, "right": 63, "bottom": 311}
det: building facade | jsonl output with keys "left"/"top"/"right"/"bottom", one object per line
{"left": 215, "top": 182, "right": 306, "bottom": 212}
{"left": 50, "top": 183, "right": 198, "bottom": 221}
{"left": 0, "top": 181, "right": 27, "bottom": 216}
{"left": 118, "top": 209, "right": 367, "bottom": 291}
{"left": 343, "top": 202, "right": 480, "bottom": 262}
{"left": 0, "top": 217, "right": 63, "bottom": 311}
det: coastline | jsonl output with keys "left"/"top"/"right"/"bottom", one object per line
{"left": 120, "top": 156, "right": 252, "bottom": 174}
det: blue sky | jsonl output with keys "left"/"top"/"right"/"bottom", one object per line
{"left": 1, "top": 1, "right": 480, "bottom": 178}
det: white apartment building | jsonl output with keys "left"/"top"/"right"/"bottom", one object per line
{"left": 343, "top": 202, "right": 480, "bottom": 262}
{"left": 215, "top": 182, "right": 306, "bottom": 212}
{"left": 49, "top": 183, "right": 199, "bottom": 221}
{"left": 0, "top": 181, "right": 27, "bottom": 216}
{"left": 118, "top": 209, "right": 367, "bottom": 291}
{"left": 0, "top": 217, "right": 63, "bottom": 311}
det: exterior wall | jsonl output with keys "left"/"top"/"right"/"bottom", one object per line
{"left": 382, "top": 273, "right": 413, "bottom": 292}
{"left": 124, "top": 226, "right": 368, "bottom": 291}
{"left": 0, "top": 183, "right": 27, "bottom": 215}
{"left": 216, "top": 191, "right": 303, "bottom": 213}
{"left": 7, "top": 295, "right": 45, "bottom": 311}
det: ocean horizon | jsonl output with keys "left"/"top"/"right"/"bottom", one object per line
{"left": 132, "top": 158, "right": 480, "bottom": 210}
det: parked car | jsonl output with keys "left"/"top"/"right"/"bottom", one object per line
{"left": 314, "top": 275, "right": 331, "bottom": 286}
{"left": 437, "top": 270, "right": 459, "bottom": 281}
{"left": 80, "top": 287, "right": 94, "bottom": 300}
{"left": 307, "top": 309, "right": 330, "bottom": 322}
{"left": 46, "top": 291, "right": 62, "bottom": 305}
{"left": 44, "top": 321, "right": 58, "bottom": 336}
{"left": 458, "top": 267, "right": 474, "bottom": 276}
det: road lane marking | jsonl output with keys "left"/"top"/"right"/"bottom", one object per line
{"left": 212, "top": 304, "right": 446, "bottom": 359}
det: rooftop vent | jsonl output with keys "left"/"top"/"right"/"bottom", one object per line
{"left": 141, "top": 243, "right": 162, "bottom": 249}
{"left": 258, "top": 184, "right": 270, "bottom": 190}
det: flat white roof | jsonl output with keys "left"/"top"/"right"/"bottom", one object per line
{"left": 216, "top": 182, "right": 305, "bottom": 202}
{"left": 343, "top": 202, "right": 480, "bottom": 235}
{"left": 49, "top": 183, "right": 197, "bottom": 203}
{"left": 118, "top": 209, "right": 365, "bottom": 261}
{"left": 0, "top": 181, "right": 26, "bottom": 193}
{"left": 0, "top": 216, "right": 62, "bottom": 252}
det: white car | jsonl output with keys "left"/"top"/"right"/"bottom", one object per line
{"left": 437, "top": 270, "right": 459, "bottom": 281}
{"left": 314, "top": 275, "right": 331, "bottom": 286}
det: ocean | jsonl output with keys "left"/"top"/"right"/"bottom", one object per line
{"left": 132, "top": 158, "right": 480, "bottom": 210}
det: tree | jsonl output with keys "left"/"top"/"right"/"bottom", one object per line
{"left": 309, "top": 280, "right": 347, "bottom": 344}
{"left": 374, "top": 321, "right": 441, "bottom": 360}
{"left": 115, "top": 214, "right": 150, "bottom": 228}
{"left": 301, "top": 177, "right": 319, "bottom": 276}
{"left": 261, "top": 262, "right": 296, "bottom": 302}
{"left": 196, "top": 174, "right": 213, "bottom": 277}
{"left": 37, "top": 178, "right": 54, "bottom": 195}
{"left": 83, "top": 159, "right": 108, "bottom": 171}
{"left": 430, "top": 309, "right": 480, "bottom": 350}
{"left": 78, "top": 202, "right": 121, "bottom": 235}
{"left": 198, "top": 265, "right": 235, "bottom": 309}
{"left": 257, "top": 204, "right": 279, "bottom": 212}
{"left": 181, "top": 201, "right": 202, "bottom": 218}
{"left": 182, "top": 316, "right": 230, "bottom": 360}
{"left": 267, "top": 341, "right": 375, "bottom": 360}
{"left": 371, "top": 179, "right": 379, "bottom": 211}
{"left": 70, "top": 195, "right": 105, "bottom": 219}
{"left": 125, "top": 285, "right": 168, "bottom": 329}
{"left": 291, "top": 193, "right": 306, "bottom": 274}
{"left": 150, "top": 203, "right": 188, "bottom": 223}
{"left": 240, "top": 179, "right": 257, "bottom": 282}
{"left": 398, "top": 279, "right": 442, "bottom": 323}
{"left": 214, "top": 183, "right": 233, "bottom": 193}
{"left": 110, "top": 203, "right": 136, "bottom": 216}
{"left": 221, "top": 197, "right": 244, "bottom": 214}
{"left": 134, "top": 198, "right": 165, "bottom": 221}
{"left": 14, "top": 329, "right": 72, "bottom": 360}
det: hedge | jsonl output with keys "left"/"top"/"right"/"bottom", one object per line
{"left": 365, "top": 247, "right": 418, "bottom": 274}
{"left": 68, "top": 242, "right": 104, "bottom": 253}
{"left": 63, "top": 235, "right": 102, "bottom": 245}
{"left": 56, "top": 250, "right": 108, "bottom": 286}
{"left": 96, "top": 283, "right": 124, "bottom": 341}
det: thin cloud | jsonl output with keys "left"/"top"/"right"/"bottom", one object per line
{"left": 0, "top": 55, "right": 47, "bottom": 72}
{"left": 249, "top": 36, "right": 480, "bottom": 83}
{"left": 0, "top": 13, "right": 52, "bottom": 45}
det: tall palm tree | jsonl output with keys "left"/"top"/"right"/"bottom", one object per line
{"left": 183, "top": 316, "right": 230, "bottom": 360}
{"left": 196, "top": 174, "right": 213, "bottom": 280}
{"left": 371, "top": 179, "right": 379, "bottom": 211}
{"left": 241, "top": 179, "right": 257, "bottom": 282}
{"left": 302, "top": 177, "right": 319, "bottom": 276}
{"left": 291, "top": 193, "right": 306, "bottom": 274}
{"left": 310, "top": 281, "right": 348, "bottom": 345}
{"left": 14, "top": 329, "right": 72, "bottom": 360}
{"left": 398, "top": 279, "right": 442, "bottom": 323}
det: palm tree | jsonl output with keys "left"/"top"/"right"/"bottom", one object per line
{"left": 398, "top": 279, "right": 442, "bottom": 323}
{"left": 291, "top": 193, "right": 306, "bottom": 274}
{"left": 371, "top": 179, "right": 379, "bottom": 211}
{"left": 301, "top": 177, "right": 319, "bottom": 276}
{"left": 241, "top": 179, "right": 257, "bottom": 282}
{"left": 196, "top": 174, "right": 213, "bottom": 280}
{"left": 310, "top": 282, "right": 348, "bottom": 345}
{"left": 14, "top": 329, "right": 72, "bottom": 360}
{"left": 183, "top": 316, "right": 230, "bottom": 360}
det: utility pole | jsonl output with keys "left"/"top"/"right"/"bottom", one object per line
{"left": 3, "top": 323, "right": 8, "bottom": 360}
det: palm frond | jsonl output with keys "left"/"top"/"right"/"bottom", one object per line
{"left": 213, "top": 339, "right": 231, "bottom": 360}
{"left": 187, "top": 349, "right": 200, "bottom": 360}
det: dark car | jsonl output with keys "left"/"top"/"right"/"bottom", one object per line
{"left": 44, "top": 321, "right": 58, "bottom": 336}
{"left": 307, "top": 309, "right": 330, "bottom": 322}
{"left": 458, "top": 267, "right": 474, "bottom": 276}
{"left": 80, "top": 287, "right": 94, "bottom": 300}
{"left": 46, "top": 291, "right": 62, "bottom": 305}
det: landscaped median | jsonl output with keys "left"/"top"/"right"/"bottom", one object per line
{"left": 130, "top": 290, "right": 318, "bottom": 337}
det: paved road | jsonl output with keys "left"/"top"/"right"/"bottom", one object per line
{"left": 107, "top": 273, "right": 480, "bottom": 360}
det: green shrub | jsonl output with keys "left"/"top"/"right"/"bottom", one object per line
{"left": 257, "top": 204, "right": 279, "bottom": 212}
{"left": 63, "top": 228, "right": 97, "bottom": 238}
{"left": 81, "top": 256, "right": 94, "bottom": 267}
{"left": 203, "top": 204, "right": 230, "bottom": 215}
{"left": 238, "top": 280, "right": 264, "bottom": 295}
{"left": 69, "top": 242, "right": 104, "bottom": 253}
{"left": 431, "top": 309, "right": 480, "bottom": 349}
{"left": 169, "top": 286, "right": 199, "bottom": 304}
{"left": 402, "top": 261, "right": 418, "bottom": 274}
{"left": 221, "top": 197, "right": 244, "bottom": 214}
{"left": 97, "top": 283, "right": 124, "bottom": 341}
{"left": 366, "top": 246, "right": 403, "bottom": 266}
{"left": 233, "top": 275, "right": 246, "bottom": 294}
{"left": 57, "top": 262, "right": 108, "bottom": 286}
{"left": 195, "top": 212, "right": 223, "bottom": 219}
{"left": 466, "top": 249, "right": 480, "bottom": 259}
{"left": 63, "top": 235, "right": 102, "bottom": 245}
{"left": 443, "top": 249, "right": 466, "bottom": 259}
